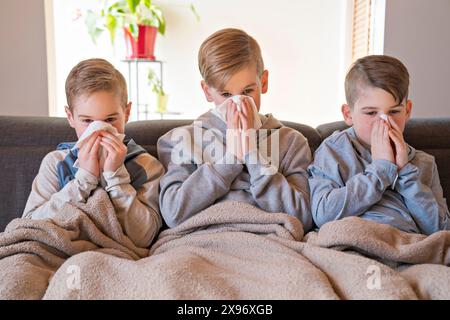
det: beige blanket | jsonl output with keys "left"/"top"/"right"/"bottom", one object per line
{"left": 41, "top": 201, "right": 450, "bottom": 299}
{"left": 0, "top": 188, "right": 149, "bottom": 299}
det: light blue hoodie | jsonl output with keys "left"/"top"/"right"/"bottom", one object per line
{"left": 308, "top": 127, "right": 450, "bottom": 235}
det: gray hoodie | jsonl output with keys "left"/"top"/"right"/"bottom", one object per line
{"left": 308, "top": 127, "right": 450, "bottom": 235}
{"left": 157, "top": 110, "right": 313, "bottom": 231}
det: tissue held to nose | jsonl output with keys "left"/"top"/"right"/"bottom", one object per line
{"left": 231, "top": 95, "right": 243, "bottom": 112}
{"left": 73, "top": 120, "right": 125, "bottom": 171}
{"left": 379, "top": 113, "right": 388, "bottom": 121}
{"left": 212, "top": 95, "right": 262, "bottom": 129}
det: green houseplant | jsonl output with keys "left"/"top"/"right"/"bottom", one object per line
{"left": 84, "top": 0, "right": 199, "bottom": 116}
{"left": 147, "top": 68, "right": 168, "bottom": 114}
{"left": 85, "top": 0, "right": 199, "bottom": 59}
{"left": 86, "top": 0, "right": 165, "bottom": 44}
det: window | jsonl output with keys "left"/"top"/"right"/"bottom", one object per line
{"left": 45, "top": 0, "right": 167, "bottom": 121}
{"left": 351, "top": 0, "right": 385, "bottom": 62}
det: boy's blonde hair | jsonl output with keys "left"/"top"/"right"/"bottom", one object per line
{"left": 198, "top": 28, "right": 264, "bottom": 90}
{"left": 65, "top": 58, "right": 128, "bottom": 109}
{"left": 345, "top": 55, "right": 410, "bottom": 107}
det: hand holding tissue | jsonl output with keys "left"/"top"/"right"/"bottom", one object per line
{"left": 73, "top": 121, "right": 125, "bottom": 174}
{"left": 212, "top": 95, "right": 262, "bottom": 130}
{"left": 212, "top": 96, "right": 262, "bottom": 162}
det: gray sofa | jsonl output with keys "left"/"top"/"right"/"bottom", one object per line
{"left": 1, "top": 115, "right": 449, "bottom": 232}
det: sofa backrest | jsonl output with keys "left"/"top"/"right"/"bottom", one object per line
{"left": 0, "top": 116, "right": 322, "bottom": 231}
{"left": 125, "top": 119, "right": 323, "bottom": 158}
{"left": 1, "top": 116, "right": 449, "bottom": 232}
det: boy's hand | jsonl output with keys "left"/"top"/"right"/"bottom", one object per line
{"left": 388, "top": 118, "right": 409, "bottom": 170}
{"left": 77, "top": 132, "right": 101, "bottom": 177}
{"left": 239, "top": 98, "right": 255, "bottom": 130}
{"left": 226, "top": 100, "right": 243, "bottom": 162}
{"left": 99, "top": 131, "right": 127, "bottom": 173}
{"left": 239, "top": 98, "right": 257, "bottom": 157}
{"left": 371, "top": 118, "right": 395, "bottom": 164}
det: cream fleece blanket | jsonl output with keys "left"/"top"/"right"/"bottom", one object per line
{"left": 0, "top": 188, "right": 149, "bottom": 299}
{"left": 40, "top": 201, "right": 450, "bottom": 300}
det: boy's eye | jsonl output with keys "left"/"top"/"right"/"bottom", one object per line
{"left": 221, "top": 92, "right": 232, "bottom": 98}
{"left": 389, "top": 110, "right": 400, "bottom": 114}
{"left": 105, "top": 118, "right": 116, "bottom": 122}
{"left": 243, "top": 89, "right": 254, "bottom": 95}
{"left": 365, "top": 112, "right": 377, "bottom": 116}
{"left": 82, "top": 119, "right": 93, "bottom": 123}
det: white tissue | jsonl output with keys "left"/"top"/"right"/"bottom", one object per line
{"left": 73, "top": 121, "right": 125, "bottom": 171}
{"left": 380, "top": 113, "right": 388, "bottom": 121}
{"left": 231, "top": 96, "right": 242, "bottom": 112}
{"left": 212, "top": 95, "right": 262, "bottom": 129}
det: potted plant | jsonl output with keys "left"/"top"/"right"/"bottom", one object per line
{"left": 85, "top": 0, "right": 199, "bottom": 60}
{"left": 147, "top": 68, "right": 168, "bottom": 114}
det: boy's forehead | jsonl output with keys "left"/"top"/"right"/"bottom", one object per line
{"left": 221, "top": 66, "right": 260, "bottom": 91}
{"left": 222, "top": 80, "right": 258, "bottom": 92}
{"left": 356, "top": 103, "right": 404, "bottom": 110}
{"left": 354, "top": 86, "right": 400, "bottom": 106}
{"left": 72, "top": 91, "right": 124, "bottom": 115}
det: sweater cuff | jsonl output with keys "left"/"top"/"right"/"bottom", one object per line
{"left": 209, "top": 154, "right": 244, "bottom": 183}
{"left": 244, "top": 150, "right": 279, "bottom": 179}
{"left": 398, "top": 162, "right": 418, "bottom": 177}
{"left": 367, "top": 159, "right": 398, "bottom": 188}
{"left": 103, "top": 164, "right": 131, "bottom": 190}
{"left": 395, "top": 163, "right": 419, "bottom": 192}
{"left": 74, "top": 168, "right": 99, "bottom": 201}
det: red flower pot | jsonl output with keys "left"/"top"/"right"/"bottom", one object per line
{"left": 124, "top": 25, "right": 157, "bottom": 60}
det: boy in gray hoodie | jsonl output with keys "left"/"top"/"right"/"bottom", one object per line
{"left": 157, "top": 28, "right": 312, "bottom": 231}
{"left": 309, "top": 55, "right": 449, "bottom": 235}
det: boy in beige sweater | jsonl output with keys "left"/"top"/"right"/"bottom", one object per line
{"left": 23, "top": 58, "right": 164, "bottom": 247}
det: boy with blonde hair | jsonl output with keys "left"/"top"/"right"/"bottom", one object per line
{"left": 309, "top": 55, "right": 449, "bottom": 235}
{"left": 157, "top": 28, "right": 313, "bottom": 231}
{"left": 23, "top": 58, "right": 164, "bottom": 247}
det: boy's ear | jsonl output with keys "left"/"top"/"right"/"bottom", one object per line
{"left": 124, "top": 102, "right": 132, "bottom": 123}
{"left": 341, "top": 104, "right": 353, "bottom": 126}
{"left": 201, "top": 80, "right": 214, "bottom": 102}
{"left": 261, "top": 70, "right": 269, "bottom": 94}
{"left": 65, "top": 106, "right": 76, "bottom": 128}
{"left": 405, "top": 99, "right": 413, "bottom": 121}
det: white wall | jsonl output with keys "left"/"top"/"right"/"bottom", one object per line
{"left": 384, "top": 0, "right": 450, "bottom": 118}
{"left": 51, "top": 0, "right": 350, "bottom": 127}
{"left": 155, "top": 0, "right": 349, "bottom": 126}
{"left": 50, "top": 0, "right": 122, "bottom": 119}
{"left": 3, "top": 0, "right": 450, "bottom": 123}
{"left": 0, "top": 0, "right": 48, "bottom": 116}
